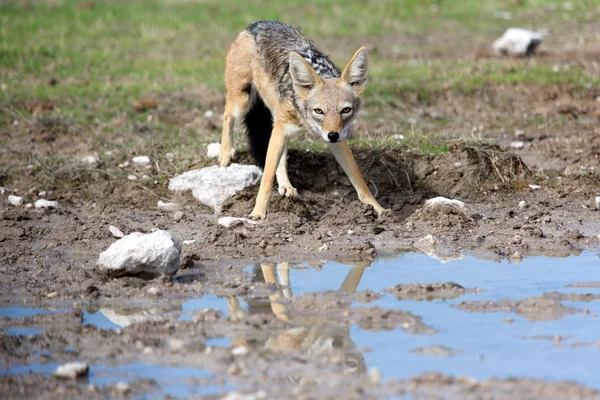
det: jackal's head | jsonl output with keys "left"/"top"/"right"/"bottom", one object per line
{"left": 289, "top": 48, "right": 368, "bottom": 143}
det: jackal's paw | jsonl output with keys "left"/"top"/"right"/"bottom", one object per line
{"left": 375, "top": 207, "right": 391, "bottom": 217}
{"left": 218, "top": 148, "right": 236, "bottom": 167}
{"left": 249, "top": 211, "right": 267, "bottom": 220}
{"left": 278, "top": 186, "right": 299, "bottom": 198}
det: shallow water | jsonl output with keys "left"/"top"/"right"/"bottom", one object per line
{"left": 2, "top": 250, "right": 599, "bottom": 396}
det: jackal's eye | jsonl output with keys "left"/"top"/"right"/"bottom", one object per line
{"left": 341, "top": 107, "right": 352, "bottom": 114}
{"left": 313, "top": 108, "right": 324, "bottom": 115}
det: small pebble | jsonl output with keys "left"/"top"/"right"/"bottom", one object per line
{"left": 25, "top": 203, "right": 32, "bottom": 208}
{"left": 157, "top": 200, "right": 179, "bottom": 211}
{"left": 512, "top": 234, "right": 523, "bottom": 244}
{"left": 115, "top": 382, "right": 130, "bottom": 394}
{"left": 204, "top": 110, "right": 215, "bottom": 118}
{"left": 147, "top": 286, "right": 161, "bottom": 297}
{"left": 109, "top": 225, "right": 124, "bottom": 238}
{"left": 595, "top": 196, "right": 600, "bottom": 209}
{"left": 182, "top": 239, "right": 196, "bottom": 245}
{"left": 8, "top": 195, "right": 23, "bottom": 206}
{"left": 347, "top": 230, "right": 354, "bottom": 235}
{"left": 37, "top": 191, "right": 47, "bottom": 197}
{"left": 529, "top": 184, "right": 541, "bottom": 190}
{"left": 46, "top": 291, "right": 58, "bottom": 299}
{"left": 35, "top": 199, "right": 61, "bottom": 209}
{"left": 173, "top": 211, "right": 184, "bottom": 222}
{"left": 127, "top": 174, "right": 138, "bottom": 181}
{"left": 518, "top": 200, "right": 527, "bottom": 209}
{"left": 510, "top": 141, "right": 525, "bottom": 149}
{"left": 454, "top": 162, "right": 462, "bottom": 168}
{"left": 231, "top": 346, "right": 249, "bottom": 357}
{"left": 318, "top": 244, "right": 329, "bottom": 252}
{"left": 132, "top": 155, "right": 151, "bottom": 165}
{"left": 80, "top": 154, "right": 100, "bottom": 167}
{"left": 514, "top": 129, "right": 525, "bottom": 138}
{"left": 54, "top": 362, "right": 89, "bottom": 379}
{"left": 258, "top": 240, "right": 267, "bottom": 249}
{"left": 368, "top": 367, "right": 382, "bottom": 385}
{"left": 118, "top": 161, "right": 130, "bottom": 168}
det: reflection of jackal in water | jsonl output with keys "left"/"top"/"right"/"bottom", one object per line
{"left": 227, "top": 262, "right": 368, "bottom": 378}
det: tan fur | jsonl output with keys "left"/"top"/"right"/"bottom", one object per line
{"left": 219, "top": 31, "right": 386, "bottom": 218}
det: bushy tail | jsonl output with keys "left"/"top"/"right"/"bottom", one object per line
{"left": 243, "top": 86, "right": 272, "bottom": 168}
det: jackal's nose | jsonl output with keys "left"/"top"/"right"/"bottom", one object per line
{"left": 327, "top": 132, "right": 340, "bottom": 143}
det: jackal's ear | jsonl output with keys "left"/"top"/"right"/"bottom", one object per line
{"left": 289, "top": 52, "right": 322, "bottom": 98}
{"left": 341, "top": 47, "right": 368, "bottom": 95}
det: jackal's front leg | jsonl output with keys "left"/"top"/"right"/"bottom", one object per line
{"left": 250, "top": 123, "right": 287, "bottom": 218}
{"left": 276, "top": 142, "right": 299, "bottom": 198}
{"left": 328, "top": 140, "right": 387, "bottom": 216}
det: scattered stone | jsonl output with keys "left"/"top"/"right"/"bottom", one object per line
{"left": 169, "top": 164, "right": 262, "bottom": 212}
{"left": 204, "top": 110, "right": 215, "bottom": 118}
{"left": 595, "top": 196, "right": 600, "bottom": 209}
{"left": 218, "top": 216, "right": 259, "bottom": 228}
{"left": 231, "top": 346, "right": 249, "bottom": 357}
{"left": 46, "top": 291, "right": 58, "bottom": 299}
{"left": 518, "top": 200, "right": 527, "bottom": 210}
{"left": 258, "top": 240, "right": 267, "bottom": 249}
{"left": 392, "top": 134, "right": 405, "bottom": 140}
{"left": 97, "top": 230, "right": 181, "bottom": 279}
{"left": 318, "top": 243, "right": 329, "bottom": 252}
{"left": 157, "top": 200, "right": 179, "bottom": 211}
{"left": 132, "top": 155, "right": 151, "bottom": 165}
{"left": 347, "top": 230, "right": 354, "bottom": 235}
{"left": 25, "top": 203, "right": 32, "bottom": 208}
{"left": 515, "top": 129, "right": 525, "bottom": 138}
{"left": 80, "top": 154, "right": 100, "bottom": 167}
{"left": 182, "top": 239, "right": 196, "bottom": 245}
{"left": 114, "top": 382, "right": 130, "bottom": 394}
{"left": 422, "top": 196, "right": 469, "bottom": 218}
{"left": 0, "top": 186, "right": 10, "bottom": 194}
{"left": 454, "top": 162, "right": 462, "bottom": 168}
{"left": 118, "top": 161, "right": 130, "bottom": 168}
{"left": 109, "top": 225, "right": 124, "bottom": 238}
{"left": 510, "top": 141, "right": 525, "bottom": 149}
{"left": 8, "top": 195, "right": 23, "bottom": 206}
{"left": 529, "top": 184, "right": 541, "bottom": 190}
{"left": 35, "top": 199, "right": 61, "bottom": 209}
{"left": 146, "top": 286, "right": 161, "bottom": 297}
{"left": 493, "top": 28, "right": 546, "bottom": 57}
{"left": 207, "top": 142, "right": 221, "bottom": 158}
{"left": 127, "top": 174, "right": 138, "bottom": 181}
{"left": 53, "top": 361, "right": 89, "bottom": 379}
{"left": 173, "top": 211, "right": 184, "bottom": 222}
{"left": 37, "top": 191, "right": 47, "bottom": 197}
{"left": 512, "top": 234, "right": 523, "bottom": 244}
{"left": 368, "top": 367, "right": 382, "bottom": 385}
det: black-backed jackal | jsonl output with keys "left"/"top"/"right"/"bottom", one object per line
{"left": 218, "top": 20, "right": 386, "bottom": 218}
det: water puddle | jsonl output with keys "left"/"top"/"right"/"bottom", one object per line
{"left": 3, "top": 250, "right": 599, "bottom": 395}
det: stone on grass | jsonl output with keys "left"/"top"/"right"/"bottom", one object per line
{"left": 218, "top": 216, "right": 259, "bottom": 228}
{"left": 80, "top": 154, "right": 100, "bottom": 167}
{"left": 132, "top": 155, "right": 151, "bottom": 165}
{"left": 97, "top": 230, "right": 180, "bottom": 279}
{"left": 168, "top": 164, "right": 262, "bottom": 212}
{"left": 8, "top": 195, "right": 23, "bottom": 206}
{"left": 35, "top": 199, "right": 61, "bottom": 209}
{"left": 206, "top": 142, "right": 221, "bottom": 158}
{"left": 54, "top": 361, "right": 89, "bottom": 379}
{"left": 493, "top": 28, "right": 546, "bottom": 57}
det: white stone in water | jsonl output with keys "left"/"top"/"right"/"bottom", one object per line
{"left": 109, "top": 225, "right": 124, "bottom": 238}
{"left": 54, "top": 361, "right": 89, "bottom": 379}
{"left": 8, "top": 195, "right": 23, "bottom": 206}
{"left": 97, "top": 230, "right": 180, "bottom": 279}
{"left": 217, "top": 216, "right": 259, "bottom": 228}
{"left": 132, "top": 155, "right": 151, "bottom": 165}
{"left": 35, "top": 199, "right": 61, "bottom": 209}
{"left": 168, "top": 164, "right": 262, "bottom": 212}
{"left": 493, "top": 28, "right": 546, "bottom": 57}
{"left": 157, "top": 200, "right": 179, "bottom": 211}
{"left": 206, "top": 142, "right": 221, "bottom": 158}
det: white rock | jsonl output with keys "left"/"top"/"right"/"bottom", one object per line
{"left": 518, "top": 200, "right": 528, "bottom": 209}
{"left": 38, "top": 191, "right": 47, "bottom": 197}
{"left": 217, "top": 216, "right": 259, "bottom": 228}
{"left": 392, "top": 134, "right": 405, "bottom": 140}
{"left": 169, "top": 164, "right": 262, "bottom": 212}
{"left": 97, "top": 230, "right": 181, "bottom": 279}
{"left": 115, "top": 382, "right": 130, "bottom": 394}
{"left": 132, "top": 155, "right": 151, "bottom": 165}
{"left": 231, "top": 346, "right": 249, "bottom": 357}
{"left": 81, "top": 154, "right": 100, "bottom": 167}
{"left": 423, "top": 196, "right": 469, "bottom": 217}
{"left": 127, "top": 174, "right": 138, "bottom": 181}
{"left": 529, "top": 184, "right": 541, "bottom": 190}
{"left": 8, "top": 195, "right": 23, "bottom": 206}
{"left": 368, "top": 367, "right": 382, "bottom": 385}
{"left": 493, "top": 28, "right": 546, "bottom": 57}
{"left": 109, "top": 225, "right": 124, "bottom": 238}
{"left": 206, "top": 142, "right": 221, "bottom": 158}
{"left": 25, "top": 203, "right": 32, "bottom": 208}
{"left": 182, "top": 239, "right": 196, "bottom": 245}
{"left": 54, "top": 362, "right": 89, "bottom": 379}
{"left": 510, "top": 141, "right": 525, "bottom": 149}
{"left": 595, "top": 196, "right": 600, "bottom": 209}
{"left": 0, "top": 186, "right": 11, "bottom": 194}
{"left": 515, "top": 129, "right": 525, "bottom": 138}
{"left": 118, "top": 161, "right": 130, "bottom": 168}
{"left": 454, "top": 162, "right": 462, "bottom": 168}
{"left": 157, "top": 200, "right": 179, "bottom": 211}
{"left": 204, "top": 110, "right": 215, "bottom": 118}
{"left": 35, "top": 199, "right": 61, "bottom": 209}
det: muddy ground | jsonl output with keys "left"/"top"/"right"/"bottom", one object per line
{"left": 2, "top": 22, "right": 600, "bottom": 399}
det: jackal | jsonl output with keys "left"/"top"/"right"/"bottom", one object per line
{"left": 218, "top": 20, "right": 386, "bottom": 218}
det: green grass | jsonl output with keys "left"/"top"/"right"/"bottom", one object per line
{"left": 2, "top": 0, "right": 599, "bottom": 121}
